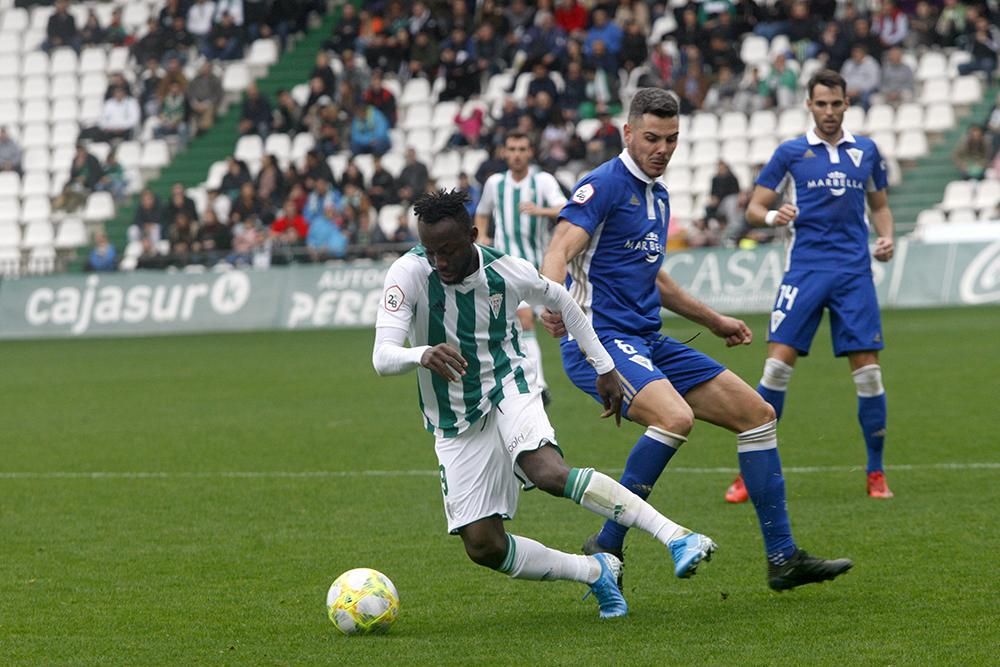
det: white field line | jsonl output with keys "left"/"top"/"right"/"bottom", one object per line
{"left": 0, "top": 462, "right": 997, "bottom": 480}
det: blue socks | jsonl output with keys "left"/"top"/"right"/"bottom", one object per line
{"left": 596, "top": 427, "right": 685, "bottom": 551}
{"left": 853, "top": 364, "right": 887, "bottom": 473}
{"left": 756, "top": 384, "right": 786, "bottom": 420}
{"left": 737, "top": 420, "right": 796, "bottom": 565}
{"left": 757, "top": 357, "right": 794, "bottom": 420}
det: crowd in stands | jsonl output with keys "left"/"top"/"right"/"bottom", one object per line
{"left": 79, "top": 0, "right": 1000, "bottom": 270}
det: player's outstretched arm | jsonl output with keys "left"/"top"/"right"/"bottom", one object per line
{"left": 656, "top": 269, "right": 753, "bottom": 347}
{"left": 538, "top": 220, "right": 592, "bottom": 338}
{"left": 373, "top": 326, "right": 467, "bottom": 381}
{"left": 867, "top": 189, "right": 895, "bottom": 262}
{"left": 746, "top": 185, "right": 798, "bottom": 227}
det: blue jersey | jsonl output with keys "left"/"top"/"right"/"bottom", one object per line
{"left": 558, "top": 150, "right": 670, "bottom": 337}
{"left": 757, "top": 129, "right": 888, "bottom": 275}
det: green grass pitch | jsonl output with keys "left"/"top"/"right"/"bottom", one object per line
{"left": 1, "top": 307, "right": 997, "bottom": 666}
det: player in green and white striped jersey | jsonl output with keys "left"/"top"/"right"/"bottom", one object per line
{"left": 373, "top": 189, "right": 717, "bottom": 619}
{"left": 474, "top": 132, "right": 568, "bottom": 404}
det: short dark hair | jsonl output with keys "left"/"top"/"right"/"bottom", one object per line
{"left": 505, "top": 131, "right": 531, "bottom": 145}
{"left": 413, "top": 189, "right": 472, "bottom": 228}
{"left": 807, "top": 69, "right": 847, "bottom": 98}
{"left": 628, "top": 88, "right": 679, "bottom": 123}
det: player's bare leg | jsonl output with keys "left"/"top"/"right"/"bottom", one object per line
{"left": 848, "top": 350, "right": 892, "bottom": 498}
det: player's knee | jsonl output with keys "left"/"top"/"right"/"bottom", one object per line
{"left": 518, "top": 446, "right": 568, "bottom": 496}
{"left": 656, "top": 406, "right": 694, "bottom": 436}
{"left": 462, "top": 532, "right": 507, "bottom": 569}
{"left": 756, "top": 400, "right": 777, "bottom": 425}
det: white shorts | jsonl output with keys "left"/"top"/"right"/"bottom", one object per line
{"left": 434, "top": 390, "right": 557, "bottom": 534}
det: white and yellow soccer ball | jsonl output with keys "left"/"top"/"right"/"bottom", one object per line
{"left": 326, "top": 568, "right": 400, "bottom": 636}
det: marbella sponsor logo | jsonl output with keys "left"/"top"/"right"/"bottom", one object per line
{"left": 623, "top": 231, "right": 662, "bottom": 263}
{"left": 959, "top": 241, "right": 1000, "bottom": 304}
{"left": 24, "top": 272, "right": 251, "bottom": 335}
{"left": 807, "top": 170, "right": 864, "bottom": 196}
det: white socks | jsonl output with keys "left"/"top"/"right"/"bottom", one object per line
{"left": 498, "top": 534, "right": 600, "bottom": 584}
{"left": 852, "top": 364, "right": 885, "bottom": 397}
{"left": 576, "top": 469, "right": 688, "bottom": 546}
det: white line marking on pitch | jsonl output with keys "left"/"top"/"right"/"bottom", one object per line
{"left": 0, "top": 462, "right": 996, "bottom": 480}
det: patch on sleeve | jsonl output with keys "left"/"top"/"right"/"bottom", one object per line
{"left": 572, "top": 183, "right": 595, "bottom": 204}
{"left": 383, "top": 285, "right": 404, "bottom": 312}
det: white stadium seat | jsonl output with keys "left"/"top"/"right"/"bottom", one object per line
{"left": 0, "top": 220, "right": 20, "bottom": 247}
{"left": 947, "top": 208, "right": 977, "bottom": 223}
{"left": 401, "top": 102, "right": 433, "bottom": 131}
{"left": 865, "top": 104, "right": 895, "bottom": 134}
{"left": 0, "top": 8, "right": 28, "bottom": 33}
{"left": 20, "top": 195, "right": 50, "bottom": 224}
{"left": 222, "top": 63, "right": 251, "bottom": 96}
{"left": 919, "top": 78, "right": 950, "bottom": 105}
{"left": 140, "top": 140, "right": 171, "bottom": 171}
{"left": 973, "top": 180, "right": 1000, "bottom": 212}
{"left": 870, "top": 131, "right": 897, "bottom": 158}
{"left": 0, "top": 171, "right": 19, "bottom": 198}
{"left": 690, "top": 139, "right": 720, "bottom": 169}
{"left": 20, "top": 50, "right": 48, "bottom": 77}
{"left": 895, "top": 130, "right": 928, "bottom": 161}
{"left": 83, "top": 191, "right": 115, "bottom": 223}
{"left": 55, "top": 217, "right": 88, "bottom": 250}
{"left": 79, "top": 47, "right": 107, "bottom": 74}
{"left": 26, "top": 244, "right": 55, "bottom": 274}
{"left": 234, "top": 134, "right": 264, "bottom": 164}
{"left": 950, "top": 76, "right": 982, "bottom": 106}
{"left": 21, "top": 220, "right": 54, "bottom": 249}
{"left": 717, "top": 111, "right": 748, "bottom": 141}
{"left": 894, "top": 103, "right": 924, "bottom": 131}
{"left": 940, "top": 180, "right": 976, "bottom": 212}
{"left": 689, "top": 112, "right": 719, "bottom": 141}
{"left": 923, "top": 102, "right": 956, "bottom": 133}
{"left": 747, "top": 109, "right": 777, "bottom": 139}
{"left": 49, "top": 48, "right": 77, "bottom": 75}
{"left": 916, "top": 51, "right": 947, "bottom": 81}
{"left": 20, "top": 171, "right": 49, "bottom": 198}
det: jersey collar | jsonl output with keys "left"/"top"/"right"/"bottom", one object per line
{"left": 806, "top": 127, "right": 856, "bottom": 147}
{"left": 618, "top": 149, "right": 655, "bottom": 184}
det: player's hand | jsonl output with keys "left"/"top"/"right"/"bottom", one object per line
{"left": 710, "top": 315, "right": 753, "bottom": 347}
{"left": 540, "top": 308, "right": 566, "bottom": 337}
{"left": 873, "top": 236, "right": 894, "bottom": 262}
{"left": 595, "top": 371, "right": 623, "bottom": 426}
{"left": 519, "top": 201, "right": 541, "bottom": 215}
{"left": 773, "top": 203, "right": 799, "bottom": 226}
{"left": 420, "top": 344, "right": 467, "bottom": 382}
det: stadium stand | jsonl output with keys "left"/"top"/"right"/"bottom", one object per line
{"left": 0, "top": 0, "right": 996, "bottom": 276}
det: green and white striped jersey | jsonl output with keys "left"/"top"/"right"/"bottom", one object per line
{"left": 376, "top": 245, "right": 550, "bottom": 438}
{"left": 475, "top": 168, "right": 567, "bottom": 268}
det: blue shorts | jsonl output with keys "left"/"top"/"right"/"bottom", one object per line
{"left": 768, "top": 269, "right": 884, "bottom": 357}
{"left": 561, "top": 333, "right": 726, "bottom": 420}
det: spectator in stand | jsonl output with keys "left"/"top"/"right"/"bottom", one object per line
{"left": 0, "top": 127, "right": 22, "bottom": 174}
{"left": 340, "top": 161, "right": 366, "bottom": 192}
{"left": 227, "top": 216, "right": 262, "bottom": 266}
{"left": 304, "top": 178, "right": 342, "bottom": 226}
{"left": 475, "top": 143, "right": 506, "bottom": 187}
{"left": 187, "top": 0, "right": 215, "bottom": 51}
{"left": 159, "top": 0, "right": 185, "bottom": 27}
{"left": 704, "top": 160, "right": 743, "bottom": 238}
{"left": 584, "top": 40, "right": 622, "bottom": 116}
{"left": 133, "top": 19, "right": 167, "bottom": 65}
{"left": 94, "top": 148, "right": 128, "bottom": 200}
{"left": 104, "top": 8, "right": 129, "bottom": 47}
{"left": 585, "top": 107, "right": 623, "bottom": 166}
{"left": 496, "top": 97, "right": 523, "bottom": 135}
{"left": 194, "top": 208, "right": 232, "bottom": 259}
{"left": 675, "top": 46, "right": 710, "bottom": 114}
{"left": 255, "top": 154, "right": 286, "bottom": 208}
{"left": 615, "top": 0, "right": 650, "bottom": 33}
{"left": 155, "top": 81, "right": 190, "bottom": 143}
{"left": 619, "top": 20, "right": 648, "bottom": 72}
{"left": 674, "top": 7, "right": 705, "bottom": 50}
{"left": 408, "top": 30, "right": 440, "bottom": 80}
{"left": 530, "top": 91, "right": 560, "bottom": 134}
{"left": 705, "top": 30, "right": 743, "bottom": 75}
{"left": 338, "top": 48, "right": 370, "bottom": 95}
{"left": 527, "top": 61, "right": 559, "bottom": 107}
{"left": 471, "top": 22, "right": 505, "bottom": 76}
{"left": 369, "top": 155, "right": 396, "bottom": 210}
{"left": 271, "top": 89, "right": 302, "bottom": 135}
{"left": 958, "top": 16, "right": 999, "bottom": 76}
{"left": 161, "top": 182, "right": 198, "bottom": 230}
{"left": 763, "top": 53, "right": 800, "bottom": 109}
{"left": 439, "top": 34, "right": 484, "bottom": 102}
{"left": 516, "top": 10, "right": 567, "bottom": 74}
{"left": 841, "top": 44, "right": 881, "bottom": 110}
{"left": 849, "top": 17, "right": 884, "bottom": 62}
{"left": 785, "top": 1, "right": 819, "bottom": 62}
{"left": 906, "top": 1, "right": 940, "bottom": 50}
{"left": 555, "top": 0, "right": 588, "bottom": 35}
{"left": 128, "top": 189, "right": 164, "bottom": 245}
{"left": 311, "top": 51, "right": 338, "bottom": 97}
{"left": 935, "top": 0, "right": 967, "bottom": 48}
{"left": 270, "top": 199, "right": 309, "bottom": 245}
{"left": 136, "top": 57, "right": 165, "bottom": 119}
{"left": 86, "top": 86, "right": 141, "bottom": 142}
{"left": 363, "top": 71, "right": 397, "bottom": 128}
{"left": 316, "top": 119, "right": 343, "bottom": 157}
{"left": 79, "top": 10, "right": 105, "bottom": 46}
{"left": 205, "top": 11, "right": 243, "bottom": 60}
{"left": 397, "top": 147, "right": 429, "bottom": 204}
{"left": 86, "top": 230, "right": 118, "bottom": 272}
{"left": 878, "top": 47, "right": 916, "bottom": 105}
{"left": 230, "top": 182, "right": 267, "bottom": 227}
{"left": 306, "top": 201, "right": 348, "bottom": 261}
{"left": 560, "top": 60, "right": 588, "bottom": 120}
{"left": 188, "top": 60, "right": 223, "bottom": 134}
{"left": 458, "top": 172, "right": 480, "bottom": 218}
{"left": 162, "top": 15, "right": 194, "bottom": 63}
{"left": 301, "top": 150, "right": 335, "bottom": 191}
{"left": 219, "top": 157, "right": 251, "bottom": 199}
{"left": 704, "top": 64, "right": 741, "bottom": 112}
{"left": 952, "top": 125, "right": 992, "bottom": 181}
{"left": 43, "top": 0, "right": 80, "bottom": 53}
{"left": 325, "top": 1, "right": 360, "bottom": 53}
{"left": 349, "top": 103, "right": 391, "bottom": 156}
{"left": 450, "top": 104, "right": 485, "bottom": 148}
{"left": 586, "top": 8, "right": 623, "bottom": 58}
{"left": 213, "top": 0, "right": 244, "bottom": 27}
{"left": 53, "top": 143, "right": 103, "bottom": 212}
{"left": 816, "top": 21, "right": 851, "bottom": 72}
{"left": 339, "top": 182, "right": 372, "bottom": 244}
{"left": 239, "top": 83, "right": 272, "bottom": 137}
{"left": 168, "top": 211, "right": 198, "bottom": 265}
{"left": 873, "top": 0, "right": 909, "bottom": 48}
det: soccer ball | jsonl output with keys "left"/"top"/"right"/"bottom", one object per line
{"left": 326, "top": 568, "right": 400, "bottom": 636}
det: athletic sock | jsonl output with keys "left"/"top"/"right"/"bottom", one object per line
{"left": 853, "top": 364, "right": 887, "bottom": 473}
{"left": 521, "top": 331, "right": 547, "bottom": 390}
{"left": 496, "top": 533, "right": 600, "bottom": 583}
{"left": 737, "top": 420, "right": 796, "bottom": 565}
{"left": 757, "top": 357, "right": 793, "bottom": 420}
{"left": 565, "top": 465, "right": 688, "bottom": 548}
{"left": 588, "top": 428, "right": 684, "bottom": 551}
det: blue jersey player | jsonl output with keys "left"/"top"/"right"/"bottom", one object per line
{"left": 724, "top": 70, "right": 896, "bottom": 504}
{"left": 541, "top": 88, "right": 853, "bottom": 591}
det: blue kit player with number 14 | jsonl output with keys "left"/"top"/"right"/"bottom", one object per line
{"left": 541, "top": 88, "right": 853, "bottom": 591}
{"left": 724, "top": 70, "right": 896, "bottom": 504}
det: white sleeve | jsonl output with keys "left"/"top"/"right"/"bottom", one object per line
{"left": 475, "top": 176, "right": 496, "bottom": 217}
{"left": 510, "top": 259, "right": 613, "bottom": 374}
{"left": 373, "top": 257, "right": 431, "bottom": 375}
{"left": 540, "top": 173, "right": 568, "bottom": 208}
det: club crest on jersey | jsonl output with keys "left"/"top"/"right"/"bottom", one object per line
{"left": 572, "top": 183, "right": 595, "bottom": 204}
{"left": 488, "top": 292, "right": 504, "bottom": 318}
{"left": 770, "top": 310, "right": 786, "bottom": 332}
{"left": 384, "top": 285, "right": 404, "bottom": 312}
{"left": 847, "top": 147, "right": 864, "bottom": 168}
